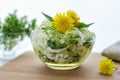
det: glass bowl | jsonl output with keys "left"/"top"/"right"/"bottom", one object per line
{"left": 31, "top": 24, "right": 95, "bottom": 70}
{"left": 0, "top": 33, "right": 27, "bottom": 60}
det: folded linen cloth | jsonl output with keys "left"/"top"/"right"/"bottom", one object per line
{"left": 102, "top": 41, "right": 120, "bottom": 61}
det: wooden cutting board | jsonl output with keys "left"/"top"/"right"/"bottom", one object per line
{"left": 0, "top": 51, "right": 120, "bottom": 80}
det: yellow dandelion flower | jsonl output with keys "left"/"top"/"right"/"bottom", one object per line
{"left": 99, "top": 58, "right": 115, "bottom": 75}
{"left": 67, "top": 10, "right": 80, "bottom": 26}
{"left": 52, "top": 13, "right": 75, "bottom": 33}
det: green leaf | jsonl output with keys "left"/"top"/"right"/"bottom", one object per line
{"left": 87, "top": 23, "right": 94, "bottom": 26}
{"left": 41, "top": 12, "right": 53, "bottom": 21}
{"left": 77, "top": 22, "right": 94, "bottom": 28}
{"left": 31, "top": 19, "right": 36, "bottom": 29}
{"left": 47, "top": 39, "right": 67, "bottom": 49}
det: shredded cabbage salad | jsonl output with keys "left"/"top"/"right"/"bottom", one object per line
{"left": 31, "top": 20, "right": 95, "bottom": 63}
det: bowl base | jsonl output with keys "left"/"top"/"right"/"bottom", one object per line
{"left": 45, "top": 62, "right": 82, "bottom": 70}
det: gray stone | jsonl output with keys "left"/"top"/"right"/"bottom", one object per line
{"left": 102, "top": 41, "right": 120, "bottom": 61}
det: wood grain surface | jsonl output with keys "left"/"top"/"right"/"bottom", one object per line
{"left": 0, "top": 51, "right": 120, "bottom": 80}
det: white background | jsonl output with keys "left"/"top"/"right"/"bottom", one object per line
{"left": 0, "top": 0, "right": 120, "bottom": 53}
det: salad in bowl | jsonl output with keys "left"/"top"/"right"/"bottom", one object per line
{"left": 31, "top": 10, "right": 95, "bottom": 70}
